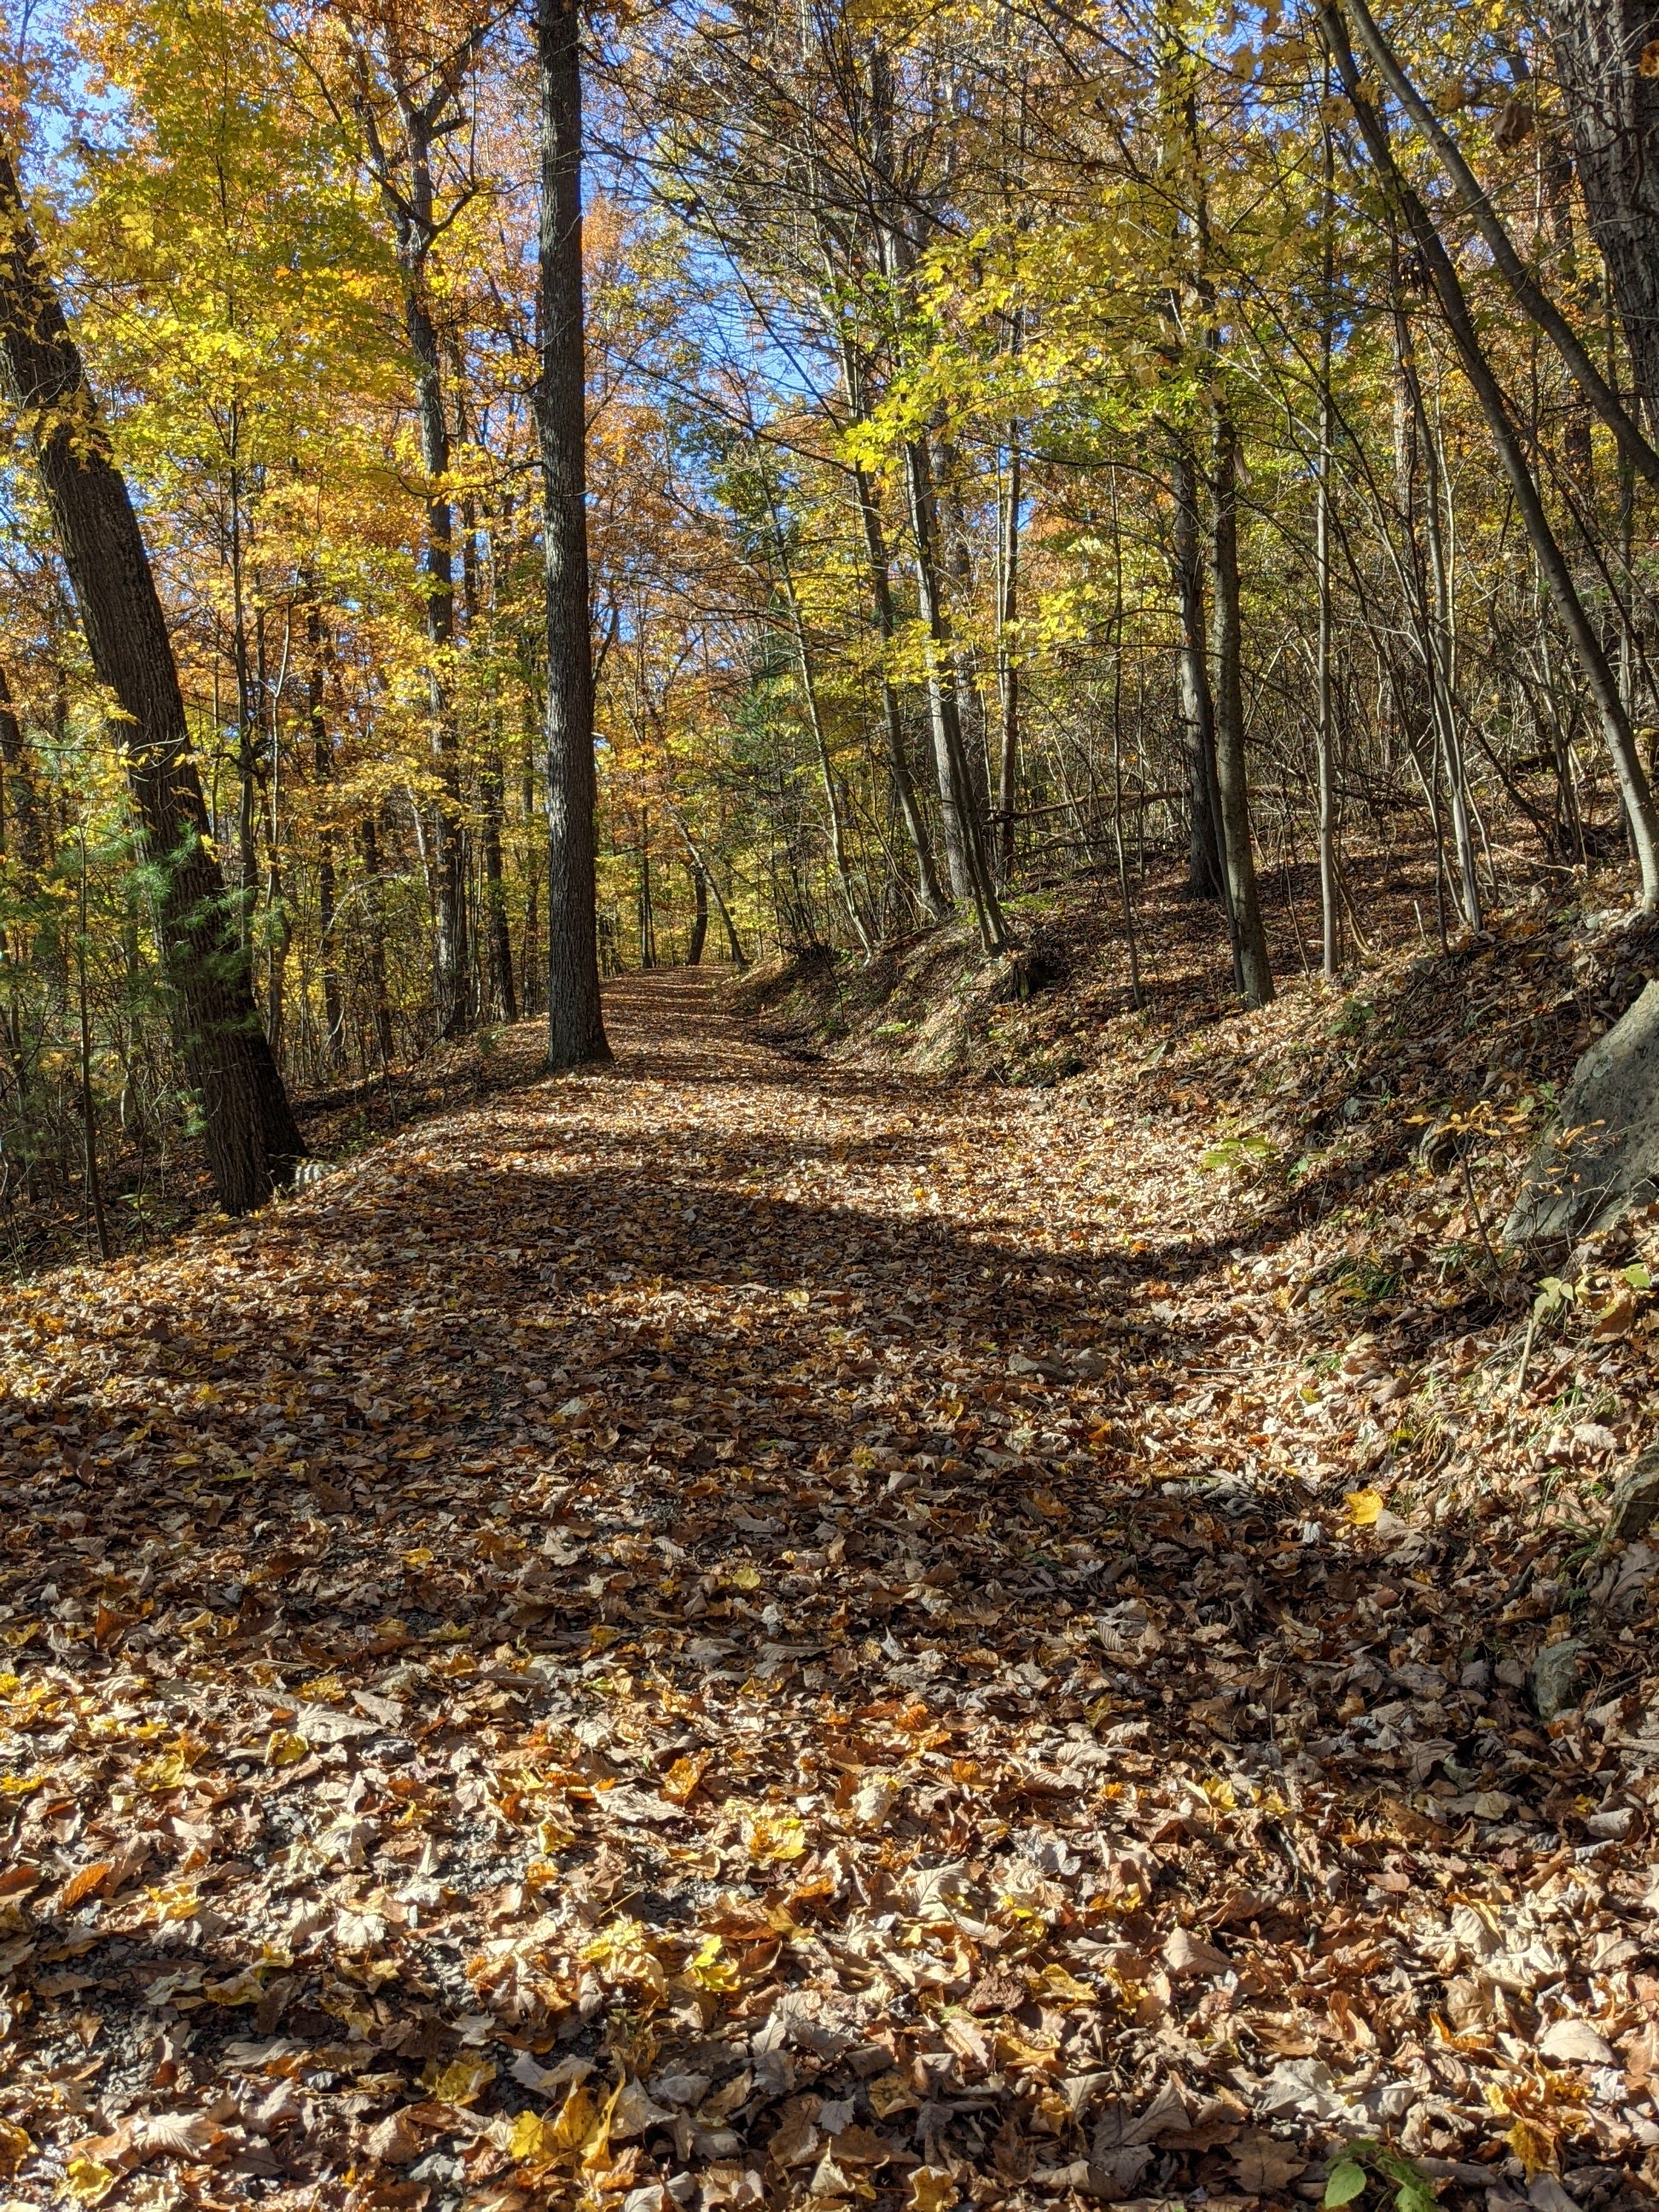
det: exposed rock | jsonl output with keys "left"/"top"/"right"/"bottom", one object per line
{"left": 1531, "top": 1639, "right": 1586, "bottom": 1720}
{"left": 1505, "top": 981, "right": 1659, "bottom": 1243}
{"left": 1604, "top": 1448, "right": 1659, "bottom": 1545}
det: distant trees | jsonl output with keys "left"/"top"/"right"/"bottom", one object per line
{"left": 7, "top": 0, "right": 1659, "bottom": 1231}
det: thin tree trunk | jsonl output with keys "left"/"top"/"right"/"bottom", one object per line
{"left": 1208, "top": 406, "right": 1275, "bottom": 1008}
{"left": 996, "top": 406, "right": 1022, "bottom": 886}
{"left": 1315, "top": 93, "right": 1341, "bottom": 976}
{"left": 1171, "top": 435, "right": 1226, "bottom": 899}
{"left": 0, "top": 666, "right": 47, "bottom": 884}
{"left": 308, "top": 604, "right": 345, "bottom": 1068}
{"left": 686, "top": 855, "right": 708, "bottom": 966}
{"left": 481, "top": 746, "right": 517, "bottom": 1022}
{"left": 358, "top": 812, "right": 395, "bottom": 1068}
{"left": 393, "top": 166, "right": 469, "bottom": 1039}
{"left": 0, "top": 140, "right": 301, "bottom": 1213}
{"left": 760, "top": 460, "right": 873, "bottom": 954}
{"left": 847, "top": 451, "right": 947, "bottom": 919}
{"left": 904, "top": 433, "right": 1010, "bottom": 952}
{"left": 669, "top": 805, "right": 747, "bottom": 968}
{"left": 75, "top": 835, "right": 111, "bottom": 1262}
{"left": 536, "top": 0, "right": 610, "bottom": 1067}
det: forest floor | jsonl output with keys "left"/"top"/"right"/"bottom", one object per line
{"left": 0, "top": 963, "right": 1656, "bottom": 2212}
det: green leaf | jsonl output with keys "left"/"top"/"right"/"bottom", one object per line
{"left": 1324, "top": 2163, "right": 1367, "bottom": 2208}
{"left": 1624, "top": 1263, "right": 1651, "bottom": 1290}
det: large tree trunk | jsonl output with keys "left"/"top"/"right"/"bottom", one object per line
{"left": 1541, "top": 1, "right": 1659, "bottom": 434}
{"left": 536, "top": 0, "right": 610, "bottom": 1068}
{"left": 0, "top": 141, "right": 300, "bottom": 1214}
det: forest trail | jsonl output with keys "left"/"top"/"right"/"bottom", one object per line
{"left": 0, "top": 971, "right": 1652, "bottom": 2212}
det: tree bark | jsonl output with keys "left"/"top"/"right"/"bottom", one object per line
{"left": 481, "top": 746, "right": 517, "bottom": 1022}
{"left": 995, "top": 416, "right": 1022, "bottom": 887}
{"left": 686, "top": 854, "right": 708, "bottom": 967}
{"left": 1170, "top": 437, "right": 1226, "bottom": 900}
{"left": 358, "top": 812, "right": 395, "bottom": 1068}
{"left": 308, "top": 604, "right": 346, "bottom": 1068}
{"left": 536, "top": 0, "right": 610, "bottom": 1068}
{"left": 904, "top": 434, "right": 1009, "bottom": 952}
{"left": 1540, "top": 0, "right": 1659, "bottom": 434}
{"left": 1208, "top": 408, "right": 1275, "bottom": 1008}
{"left": 0, "top": 140, "right": 301, "bottom": 1213}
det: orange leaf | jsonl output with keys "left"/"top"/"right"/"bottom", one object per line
{"left": 61, "top": 1862, "right": 114, "bottom": 1910}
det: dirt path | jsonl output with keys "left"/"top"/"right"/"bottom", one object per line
{"left": 0, "top": 973, "right": 1650, "bottom": 2212}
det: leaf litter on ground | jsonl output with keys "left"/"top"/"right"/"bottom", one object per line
{"left": 0, "top": 966, "right": 1656, "bottom": 2212}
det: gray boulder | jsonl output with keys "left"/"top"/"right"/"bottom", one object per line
{"left": 1505, "top": 980, "right": 1659, "bottom": 1243}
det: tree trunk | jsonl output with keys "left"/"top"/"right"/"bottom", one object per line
{"left": 536, "top": 0, "right": 611, "bottom": 1068}
{"left": 1540, "top": 1, "right": 1659, "bottom": 434}
{"left": 996, "top": 415, "right": 1022, "bottom": 887}
{"left": 385, "top": 144, "right": 469, "bottom": 1040}
{"left": 686, "top": 855, "right": 709, "bottom": 966}
{"left": 1208, "top": 408, "right": 1275, "bottom": 1008}
{"left": 904, "top": 434, "right": 1009, "bottom": 952}
{"left": 847, "top": 448, "right": 947, "bottom": 919}
{"left": 308, "top": 604, "right": 345, "bottom": 1067}
{"left": 481, "top": 746, "right": 517, "bottom": 1022}
{"left": 1170, "top": 436, "right": 1226, "bottom": 899}
{"left": 358, "top": 812, "right": 395, "bottom": 1068}
{"left": 0, "top": 139, "right": 301, "bottom": 1213}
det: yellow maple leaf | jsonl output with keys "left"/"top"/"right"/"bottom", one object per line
{"left": 265, "top": 1729, "right": 310, "bottom": 1767}
{"left": 143, "top": 1878, "right": 201, "bottom": 1922}
{"left": 1039, "top": 1963, "right": 1096, "bottom": 2004}
{"left": 584, "top": 1918, "right": 667, "bottom": 1996}
{"left": 1506, "top": 2118, "right": 1558, "bottom": 2178}
{"left": 686, "top": 1933, "right": 741, "bottom": 1993}
{"left": 743, "top": 1808, "right": 806, "bottom": 1864}
{"left": 546, "top": 2080, "right": 600, "bottom": 2156}
{"left": 1344, "top": 1487, "right": 1384, "bottom": 1527}
{"left": 62, "top": 2157, "right": 117, "bottom": 2205}
{"left": 661, "top": 1750, "right": 710, "bottom": 1804}
{"left": 0, "top": 2120, "right": 28, "bottom": 2174}
{"left": 423, "top": 2055, "right": 496, "bottom": 2107}
{"left": 509, "top": 2109, "right": 560, "bottom": 2170}
{"left": 909, "top": 2168, "right": 959, "bottom": 2212}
